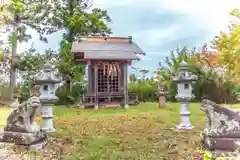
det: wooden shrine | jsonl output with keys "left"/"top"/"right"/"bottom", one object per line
{"left": 71, "top": 36, "right": 145, "bottom": 109}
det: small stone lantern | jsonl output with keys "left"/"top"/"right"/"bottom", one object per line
{"left": 155, "top": 79, "right": 168, "bottom": 107}
{"left": 158, "top": 84, "right": 168, "bottom": 107}
{"left": 34, "top": 63, "right": 61, "bottom": 132}
{"left": 173, "top": 60, "right": 197, "bottom": 130}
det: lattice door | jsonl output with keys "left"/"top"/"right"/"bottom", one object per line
{"left": 97, "top": 67, "right": 119, "bottom": 93}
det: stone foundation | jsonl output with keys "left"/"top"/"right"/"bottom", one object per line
{"left": 0, "top": 131, "right": 46, "bottom": 145}
{"left": 202, "top": 134, "right": 240, "bottom": 152}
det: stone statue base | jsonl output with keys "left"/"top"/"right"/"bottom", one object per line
{"left": 171, "top": 124, "right": 194, "bottom": 131}
{"left": 202, "top": 133, "right": 240, "bottom": 152}
{"left": 176, "top": 124, "right": 194, "bottom": 130}
{"left": 159, "top": 96, "right": 166, "bottom": 107}
{"left": 0, "top": 130, "right": 46, "bottom": 146}
{"left": 200, "top": 99, "right": 240, "bottom": 156}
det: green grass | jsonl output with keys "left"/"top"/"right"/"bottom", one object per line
{"left": 43, "top": 103, "right": 205, "bottom": 160}
{"left": 1, "top": 102, "right": 239, "bottom": 160}
{"left": 0, "top": 107, "right": 11, "bottom": 127}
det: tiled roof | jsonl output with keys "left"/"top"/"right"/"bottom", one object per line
{"left": 72, "top": 36, "right": 145, "bottom": 60}
{"left": 83, "top": 51, "right": 139, "bottom": 60}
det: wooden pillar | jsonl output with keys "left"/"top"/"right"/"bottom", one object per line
{"left": 87, "top": 63, "right": 91, "bottom": 92}
{"left": 94, "top": 64, "right": 99, "bottom": 110}
{"left": 123, "top": 62, "right": 129, "bottom": 108}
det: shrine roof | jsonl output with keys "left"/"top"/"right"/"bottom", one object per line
{"left": 71, "top": 36, "right": 146, "bottom": 60}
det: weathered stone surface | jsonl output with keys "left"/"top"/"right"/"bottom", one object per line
{"left": 156, "top": 83, "right": 168, "bottom": 107}
{"left": 201, "top": 99, "right": 240, "bottom": 152}
{"left": 4, "top": 96, "right": 41, "bottom": 133}
{"left": 159, "top": 96, "right": 166, "bottom": 107}
{"left": 10, "top": 97, "right": 19, "bottom": 111}
{"left": 0, "top": 95, "right": 46, "bottom": 146}
{"left": 0, "top": 131, "right": 46, "bottom": 145}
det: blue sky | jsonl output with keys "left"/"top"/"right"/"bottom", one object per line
{"left": 18, "top": 0, "right": 240, "bottom": 76}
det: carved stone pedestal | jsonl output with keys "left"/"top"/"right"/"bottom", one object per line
{"left": 201, "top": 99, "right": 240, "bottom": 158}
{"left": 0, "top": 130, "right": 46, "bottom": 145}
{"left": 202, "top": 134, "right": 240, "bottom": 151}
{"left": 159, "top": 96, "right": 166, "bottom": 107}
{"left": 41, "top": 105, "right": 55, "bottom": 132}
{"left": 176, "top": 101, "right": 193, "bottom": 130}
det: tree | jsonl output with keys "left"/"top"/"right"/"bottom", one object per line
{"left": 154, "top": 46, "right": 237, "bottom": 103}
{"left": 45, "top": 0, "right": 112, "bottom": 102}
{"left": 213, "top": 8, "right": 240, "bottom": 82}
{"left": 139, "top": 69, "right": 149, "bottom": 79}
{"left": 0, "top": 0, "right": 51, "bottom": 98}
{"left": 129, "top": 73, "right": 137, "bottom": 82}
{"left": 17, "top": 47, "right": 57, "bottom": 101}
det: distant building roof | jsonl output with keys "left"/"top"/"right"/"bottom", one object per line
{"left": 72, "top": 36, "right": 146, "bottom": 60}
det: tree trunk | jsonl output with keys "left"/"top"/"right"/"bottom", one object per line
{"left": 9, "top": 24, "right": 18, "bottom": 100}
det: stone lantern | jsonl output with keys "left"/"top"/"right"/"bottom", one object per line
{"left": 173, "top": 60, "right": 197, "bottom": 130}
{"left": 155, "top": 79, "right": 168, "bottom": 107}
{"left": 34, "top": 63, "right": 61, "bottom": 132}
{"left": 158, "top": 84, "right": 168, "bottom": 107}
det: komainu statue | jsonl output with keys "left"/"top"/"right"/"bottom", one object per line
{"left": 4, "top": 96, "right": 41, "bottom": 133}
{"left": 200, "top": 99, "right": 240, "bottom": 152}
{"left": 0, "top": 95, "right": 46, "bottom": 146}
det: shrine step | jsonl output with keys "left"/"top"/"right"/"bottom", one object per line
{"left": 103, "top": 103, "right": 121, "bottom": 108}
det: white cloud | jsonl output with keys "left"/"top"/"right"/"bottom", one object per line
{"left": 95, "top": 0, "right": 240, "bottom": 36}
{"left": 133, "top": 26, "right": 181, "bottom": 46}
{"left": 5, "top": 0, "right": 240, "bottom": 55}
{"left": 91, "top": 0, "right": 135, "bottom": 8}
{"left": 158, "top": 0, "right": 240, "bottom": 32}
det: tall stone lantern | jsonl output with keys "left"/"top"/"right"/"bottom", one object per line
{"left": 34, "top": 63, "right": 61, "bottom": 132}
{"left": 173, "top": 60, "right": 197, "bottom": 130}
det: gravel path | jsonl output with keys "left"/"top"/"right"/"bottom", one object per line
{"left": 0, "top": 143, "right": 22, "bottom": 160}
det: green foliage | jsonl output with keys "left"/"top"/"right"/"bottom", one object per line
{"left": 57, "top": 41, "right": 85, "bottom": 82}
{"left": 204, "top": 151, "right": 212, "bottom": 160}
{"left": 128, "top": 79, "right": 157, "bottom": 102}
{"left": 130, "top": 46, "right": 238, "bottom": 103}
{"left": 55, "top": 82, "right": 87, "bottom": 104}
{"left": 1, "top": 0, "right": 52, "bottom": 43}
{"left": 48, "top": 1, "right": 112, "bottom": 38}
{"left": 16, "top": 48, "right": 57, "bottom": 101}
{"left": 213, "top": 8, "right": 240, "bottom": 82}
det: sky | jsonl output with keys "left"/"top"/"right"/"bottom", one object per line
{"left": 17, "top": 0, "right": 240, "bottom": 76}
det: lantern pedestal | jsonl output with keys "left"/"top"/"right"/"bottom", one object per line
{"left": 41, "top": 105, "right": 55, "bottom": 132}
{"left": 124, "top": 104, "right": 129, "bottom": 109}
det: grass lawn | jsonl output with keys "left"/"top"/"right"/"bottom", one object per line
{"left": 1, "top": 102, "right": 239, "bottom": 160}
{"left": 0, "top": 107, "right": 11, "bottom": 127}
{"left": 40, "top": 102, "right": 205, "bottom": 160}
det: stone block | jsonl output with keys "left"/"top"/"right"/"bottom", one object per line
{"left": 159, "top": 96, "right": 166, "bottom": 107}
{"left": 0, "top": 131, "right": 46, "bottom": 145}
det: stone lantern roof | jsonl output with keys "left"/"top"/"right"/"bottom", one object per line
{"left": 173, "top": 60, "right": 197, "bottom": 83}
{"left": 179, "top": 60, "right": 188, "bottom": 71}
{"left": 34, "top": 63, "right": 61, "bottom": 84}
